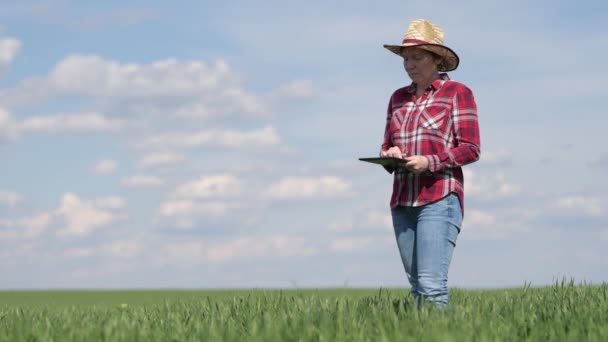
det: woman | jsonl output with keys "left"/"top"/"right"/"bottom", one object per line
{"left": 380, "top": 19, "right": 480, "bottom": 308}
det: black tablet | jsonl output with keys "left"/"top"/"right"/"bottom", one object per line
{"left": 358, "top": 157, "right": 406, "bottom": 168}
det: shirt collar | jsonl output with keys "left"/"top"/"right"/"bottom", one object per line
{"left": 407, "top": 73, "right": 450, "bottom": 94}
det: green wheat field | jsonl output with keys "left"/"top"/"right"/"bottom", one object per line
{"left": 1, "top": 280, "right": 607, "bottom": 341}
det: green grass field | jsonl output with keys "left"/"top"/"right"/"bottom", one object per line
{"left": 1, "top": 280, "right": 607, "bottom": 341}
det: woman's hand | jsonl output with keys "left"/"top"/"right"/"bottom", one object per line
{"left": 381, "top": 147, "right": 403, "bottom": 158}
{"left": 404, "top": 155, "right": 430, "bottom": 174}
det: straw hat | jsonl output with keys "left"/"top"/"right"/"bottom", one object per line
{"left": 384, "top": 19, "right": 459, "bottom": 72}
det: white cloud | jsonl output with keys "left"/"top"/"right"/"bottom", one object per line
{"left": 277, "top": 79, "right": 315, "bottom": 99}
{"left": 1, "top": 109, "right": 122, "bottom": 143}
{"left": 159, "top": 200, "right": 195, "bottom": 217}
{"left": 467, "top": 209, "right": 496, "bottom": 225}
{"left": 91, "top": 159, "right": 118, "bottom": 175}
{"left": 328, "top": 217, "right": 354, "bottom": 233}
{"left": 156, "top": 174, "right": 248, "bottom": 226}
{"left": 50, "top": 55, "right": 227, "bottom": 97}
{"left": 365, "top": 210, "right": 392, "bottom": 230}
{"left": 138, "top": 151, "right": 185, "bottom": 169}
{"left": 330, "top": 237, "right": 372, "bottom": 252}
{"left": 0, "top": 190, "right": 23, "bottom": 208}
{"left": 55, "top": 193, "right": 118, "bottom": 237}
{"left": 197, "top": 202, "right": 231, "bottom": 217}
{"left": 0, "top": 55, "right": 268, "bottom": 120}
{"left": 478, "top": 149, "right": 512, "bottom": 166}
{"left": 262, "top": 176, "right": 353, "bottom": 200}
{"left": 460, "top": 209, "right": 502, "bottom": 240}
{"left": 0, "top": 213, "right": 51, "bottom": 240}
{"left": 171, "top": 94, "right": 266, "bottom": 120}
{"left": 0, "top": 108, "right": 19, "bottom": 142}
{"left": 159, "top": 200, "right": 232, "bottom": 218}
{"left": 555, "top": 195, "right": 604, "bottom": 217}
{"left": 156, "top": 235, "right": 317, "bottom": 265}
{"left": 460, "top": 209, "right": 531, "bottom": 241}
{"left": 209, "top": 236, "right": 316, "bottom": 262}
{"left": 0, "top": 38, "right": 21, "bottom": 68}
{"left": 328, "top": 210, "right": 392, "bottom": 234}
{"left": 20, "top": 213, "right": 51, "bottom": 239}
{"left": 121, "top": 174, "right": 164, "bottom": 188}
{"left": 137, "top": 126, "right": 281, "bottom": 150}
{"left": 172, "top": 174, "right": 243, "bottom": 199}
{"left": 19, "top": 112, "right": 124, "bottom": 133}
{"left": 95, "top": 196, "right": 127, "bottom": 210}
{"left": 465, "top": 169, "right": 522, "bottom": 199}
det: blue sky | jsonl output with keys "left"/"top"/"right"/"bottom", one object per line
{"left": 1, "top": 0, "right": 607, "bottom": 289}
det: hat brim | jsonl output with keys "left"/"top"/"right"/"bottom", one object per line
{"left": 383, "top": 43, "right": 460, "bottom": 72}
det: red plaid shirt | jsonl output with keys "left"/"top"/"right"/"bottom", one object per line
{"left": 381, "top": 74, "right": 480, "bottom": 213}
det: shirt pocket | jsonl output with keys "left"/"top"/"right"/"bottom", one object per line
{"left": 390, "top": 107, "right": 407, "bottom": 127}
{"left": 419, "top": 104, "right": 449, "bottom": 130}
{"left": 388, "top": 107, "right": 407, "bottom": 137}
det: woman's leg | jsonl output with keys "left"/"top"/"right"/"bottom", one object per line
{"left": 414, "top": 193, "right": 462, "bottom": 308}
{"left": 391, "top": 206, "right": 419, "bottom": 298}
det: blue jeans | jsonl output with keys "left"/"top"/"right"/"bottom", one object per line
{"left": 391, "top": 193, "right": 462, "bottom": 308}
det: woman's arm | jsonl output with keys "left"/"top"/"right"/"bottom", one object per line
{"left": 424, "top": 85, "right": 481, "bottom": 172}
{"left": 381, "top": 96, "right": 397, "bottom": 174}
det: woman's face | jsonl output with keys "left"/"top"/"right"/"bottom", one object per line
{"left": 400, "top": 47, "right": 441, "bottom": 84}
